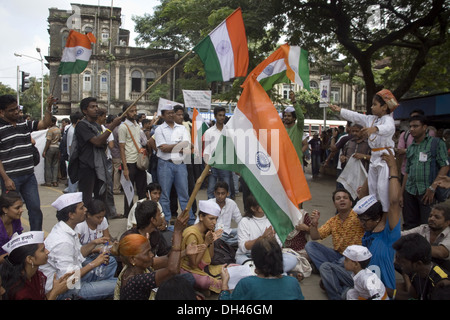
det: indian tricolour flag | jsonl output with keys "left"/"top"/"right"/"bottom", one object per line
{"left": 193, "top": 8, "right": 249, "bottom": 83}
{"left": 245, "top": 44, "right": 310, "bottom": 91}
{"left": 58, "top": 30, "right": 96, "bottom": 75}
{"left": 191, "top": 108, "right": 209, "bottom": 159}
{"left": 209, "top": 75, "right": 311, "bottom": 242}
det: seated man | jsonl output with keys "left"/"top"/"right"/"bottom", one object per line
{"left": 393, "top": 233, "right": 450, "bottom": 300}
{"left": 305, "top": 189, "right": 364, "bottom": 270}
{"left": 39, "top": 192, "right": 117, "bottom": 300}
{"left": 401, "top": 200, "right": 450, "bottom": 271}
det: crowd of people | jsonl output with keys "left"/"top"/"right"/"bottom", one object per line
{"left": 0, "top": 89, "right": 449, "bottom": 301}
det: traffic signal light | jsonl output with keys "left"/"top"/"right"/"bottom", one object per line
{"left": 21, "top": 71, "right": 30, "bottom": 92}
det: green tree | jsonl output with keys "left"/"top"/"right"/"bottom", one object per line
{"left": 133, "top": 0, "right": 449, "bottom": 113}
{"left": 20, "top": 75, "right": 49, "bottom": 119}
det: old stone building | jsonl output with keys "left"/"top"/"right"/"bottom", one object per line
{"left": 46, "top": 3, "right": 181, "bottom": 116}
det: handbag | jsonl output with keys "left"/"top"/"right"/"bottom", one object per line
{"left": 124, "top": 124, "right": 149, "bottom": 171}
{"left": 32, "top": 145, "right": 40, "bottom": 166}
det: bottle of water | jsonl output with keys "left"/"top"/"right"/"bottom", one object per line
{"left": 95, "top": 242, "right": 110, "bottom": 277}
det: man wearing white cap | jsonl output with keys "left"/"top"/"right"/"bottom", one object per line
{"left": 39, "top": 192, "right": 117, "bottom": 300}
{"left": 283, "top": 90, "right": 305, "bottom": 165}
{"left": 343, "top": 245, "right": 387, "bottom": 300}
{"left": 154, "top": 104, "right": 194, "bottom": 228}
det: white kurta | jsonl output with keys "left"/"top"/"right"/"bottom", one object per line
{"left": 340, "top": 109, "right": 395, "bottom": 211}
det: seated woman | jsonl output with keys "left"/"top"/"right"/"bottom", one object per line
{"left": 0, "top": 192, "right": 24, "bottom": 264}
{"left": 180, "top": 200, "right": 226, "bottom": 294}
{"left": 0, "top": 231, "right": 73, "bottom": 300}
{"left": 113, "top": 210, "right": 189, "bottom": 300}
{"left": 219, "top": 237, "right": 305, "bottom": 300}
{"left": 235, "top": 194, "right": 297, "bottom": 273}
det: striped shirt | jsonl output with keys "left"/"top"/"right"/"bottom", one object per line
{"left": 318, "top": 210, "right": 365, "bottom": 253}
{"left": 406, "top": 135, "right": 449, "bottom": 195}
{"left": 0, "top": 118, "right": 38, "bottom": 178}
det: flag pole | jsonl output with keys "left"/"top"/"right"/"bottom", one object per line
{"left": 120, "top": 50, "right": 193, "bottom": 119}
{"left": 181, "top": 163, "right": 210, "bottom": 217}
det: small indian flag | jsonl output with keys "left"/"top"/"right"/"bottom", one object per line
{"left": 58, "top": 30, "right": 96, "bottom": 75}
{"left": 209, "top": 74, "right": 311, "bottom": 242}
{"left": 193, "top": 8, "right": 249, "bottom": 83}
{"left": 246, "top": 44, "right": 310, "bottom": 91}
{"left": 191, "top": 108, "right": 209, "bottom": 159}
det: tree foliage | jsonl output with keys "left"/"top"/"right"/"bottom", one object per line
{"left": 133, "top": 0, "right": 449, "bottom": 113}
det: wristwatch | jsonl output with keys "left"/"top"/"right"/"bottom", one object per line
{"left": 428, "top": 185, "right": 436, "bottom": 192}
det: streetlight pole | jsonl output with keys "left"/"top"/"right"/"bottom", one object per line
{"left": 14, "top": 48, "right": 45, "bottom": 119}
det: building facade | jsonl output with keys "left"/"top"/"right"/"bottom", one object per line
{"left": 46, "top": 4, "right": 180, "bottom": 116}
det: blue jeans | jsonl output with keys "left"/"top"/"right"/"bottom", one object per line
{"left": 305, "top": 241, "right": 353, "bottom": 300}
{"left": 157, "top": 159, "right": 195, "bottom": 226}
{"left": 58, "top": 255, "right": 118, "bottom": 300}
{"left": 207, "top": 167, "right": 233, "bottom": 199}
{"left": 305, "top": 241, "right": 343, "bottom": 270}
{"left": 1, "top": 173, "right": 43, "bottom": 231}
{"left": 319, "top": 261, "right": 353, "bottom": 300}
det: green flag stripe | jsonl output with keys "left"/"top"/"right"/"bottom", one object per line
{"left": 193, "top": 36, "right": 224, "bottom": 82}
{"left": 210, "top": 135, "right": 294, "bottom": 243}
{"left": 58, "top": 61, "right": 89, "bottom": 75}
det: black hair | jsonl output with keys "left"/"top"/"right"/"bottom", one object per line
{"left": 251, "top": 237, "right": 284, "bottom": 277}
{"left": 392, "top": 233, "right": 432, "bottom": 264}
{"left": 56, "top": 202, "right": 79, "bottom": 222}
{"left": 373, "top": 94, "right": 391, "bottom": 114}
{"left": 135, "top": 200, "right": 158, "bottom": 230}
{"left": 0, "top": 95, "right": 17, "bottom": 111}
{"left": 432, "top": 202, "right": 450, "bottom": 221}
{"left": 173, "top": 105, "right": 185, "bottom": 113}
{"left": 214, "top": 106, "right": 226, "bottom": 117}
{"left": 0, "top": 243, "right": 39, "bottom": 300}
{"left": 410, "top": 109, "right": 425, "bottom": 116}
{"left": 86, "top": 199, "right": 106, "bottom": 216}
{"left": 214, "top": 181, "right": 229, "bottom": 192}
{"left": 409, "top": 114, "right": 427, "bottom": 126}
{"left": 146, "top": 182, "right": 162, "bottom": 193}
{"left": 70, "top": 111, "right": 84, "bottom": 124}
{"left": 244, "top": 194, "right": 260, "bottom": 218}
{"left": 80, "top": 97, "right": 97, "bottom": 111}
{"left": 331, "top": 188, "right": 353, "bottom": 203}
{"left": 155, "top": 274, "right": 197, "bottom": 300}
{"left": 0, "top": 191, "right": 22, "bottom": 216}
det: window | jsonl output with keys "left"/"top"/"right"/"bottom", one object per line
{"left": 331, "top": 87, "right": 341, "bottom": 103}
{"left": 100, "top": 73, "right": 108, "bottom": 93}
{"left": 61, "top": 31, "right": 69, "bottom": 52}
{"left": 283, "top": 84, "right": 291, "bottom": 100}
{"left": 145, "top": 71, "right": 156, "bottom": 89}
{"left": 131, "top": 70, "right": 142, "bottom": 92}
{"left": 61, "top": 76, "right": 70, "bottom": 93}
{"left": 83, "top": 71, "right": 91, "bottom": 92}
{"left": 310, "top": 81, "right": 319, "bottom": 90}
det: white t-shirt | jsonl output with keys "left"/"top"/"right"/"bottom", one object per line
{"left": 236, "top": 215, "right": 281, "bottom": 257}
{"left": 75, "top": 218, "right": 109, "bottom": 245}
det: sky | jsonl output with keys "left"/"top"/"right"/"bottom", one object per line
{"left": 0, "top": 0, "right": 160, "bottom": 90}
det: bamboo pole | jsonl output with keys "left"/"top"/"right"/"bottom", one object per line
{"left": 119, "top": 50, "right": 193, "bottom": 118}
{"left": 181, "top": 164, "right": 210, "bottom": 217}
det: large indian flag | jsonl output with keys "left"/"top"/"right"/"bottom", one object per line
{"left": 191, "top": 108, "right": 209, "bottom": 159}
{"left": 246, "top": 44, "right": 310, "bottom": 91}
{"left": 193, "top": 8, "right": 249, "bottom": 83}
{"left": 209, "top": 75, "right": 311, "bottom": 242}
{"left": 58, "top": 30, "right": 96, "bottom": 75}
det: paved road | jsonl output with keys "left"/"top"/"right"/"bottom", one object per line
{"left": 20, "top": 165, "right": 339, "bottom": 300}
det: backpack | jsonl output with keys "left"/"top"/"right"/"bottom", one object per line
{"left": 59, "top": 128, "right": 69, "bottom": 161}
{"left": 210, "top": 238, "right": 236, "bottom": 265}
{"left": 429, "top": 137, "right": 450, "bottom": 203}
